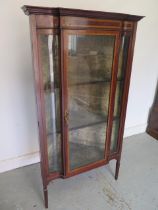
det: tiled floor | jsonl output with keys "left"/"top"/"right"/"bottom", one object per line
{"left": 0, "top": 133, "right": 158, "bottom": 210}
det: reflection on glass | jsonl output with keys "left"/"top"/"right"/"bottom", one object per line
{"left": 110, "top": 35, "right": 130, "bottom": 152}
{"left": 110, "top": 120, "right": 120, "bottom": 151}
{"left": 114, "top": 81, "right": 124, "bottom": 117}
{"left": 69, "top": 123, "right": 107, "bottom": 170}
{"left": 39, "top": 34, "right": 61, "bottom": 172}
{"left": 117, "top": 36, "right": 130, "bottom": 80}
{"left": 67, "top": 35, "right": 115, "bottom": 170}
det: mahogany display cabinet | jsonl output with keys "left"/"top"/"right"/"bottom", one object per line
{"left": 22, "top": 5, "right": 143, "bottom": 208}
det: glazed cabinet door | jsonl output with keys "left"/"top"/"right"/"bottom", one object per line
{"left": 37, "top": 29, "right": 62, "bottom": 175}
{"left": 63, "top": 30, "right": 120, "bottom": 175}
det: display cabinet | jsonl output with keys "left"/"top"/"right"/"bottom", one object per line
{"left": 22, "top": 5, "right": 143, "bottom": 208}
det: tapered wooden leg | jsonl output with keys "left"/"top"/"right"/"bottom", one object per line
{"left": 44, "top": 187, "right": 48, "bottom": 208}
{"left": 115, "top": 159, "right": 120, "bottom": 180}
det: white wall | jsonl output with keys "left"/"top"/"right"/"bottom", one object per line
{"left": 0, "top": 0, "right": 158, "bottom": 173}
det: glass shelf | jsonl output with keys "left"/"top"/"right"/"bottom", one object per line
{"left": 69, "top": 78, "right": 124, "bottom": 87}
{"left": 43, "top": 78, "right": 124, "bottom": 90}
{"left": 69, "top": 112, "right": 119, "bottom": 131}
{"left": 47, "top": 116, "right": 119, "bottom": 136}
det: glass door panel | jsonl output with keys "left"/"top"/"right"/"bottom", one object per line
{"left": 110, "top": 35, "right": 130, "bottom": 152}
{"left": 69, "top": 123, "right": 107, "bottom": 170}
{"left": 67, "top": 33, "right": 116, "bottom": 170}
{"left": 39, "top": 33, "right": 62, "bottom": 173}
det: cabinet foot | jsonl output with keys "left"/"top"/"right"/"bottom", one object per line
{"left": 44, "top": 187, "right": 48, "bottom": 208}
{"left": 115, "top": 159, "right": 120, "bottom": 180}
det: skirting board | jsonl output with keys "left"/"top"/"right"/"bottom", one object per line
{"left": 0, "top": 151, "right": 40, "bottom": 173}
{"left": 123, "top": 123, "right": 147, "bottom": 138}
{"left": 0, "top": 123, "right": 147, "bottom": 173}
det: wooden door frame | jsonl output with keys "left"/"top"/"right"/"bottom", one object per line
{"left": 61, "top": 29, "right": 121, "bottom": 177}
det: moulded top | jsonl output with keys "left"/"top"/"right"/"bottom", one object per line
{"left": 22, "top": 5, "right": 144, "bottom": 21}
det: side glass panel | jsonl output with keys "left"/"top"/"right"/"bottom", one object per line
{"left": 110, "top": 35, "right": 130, "bottom": 152}
{"left": 39, "top": 34, "right": 62, "bottom": 173}
{"left": 67, "top": 34, "right": 115, "bottom": 170}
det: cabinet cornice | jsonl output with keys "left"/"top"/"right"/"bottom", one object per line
{"left": 22, "top": 5, "right": 144, "bottom": 21}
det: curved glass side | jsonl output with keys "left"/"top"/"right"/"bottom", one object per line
{"left": 110, "top": 35, "right": 130, "bottom": 152}
{"left": 39, "top": 34, "right": 62, "bottom": 173}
